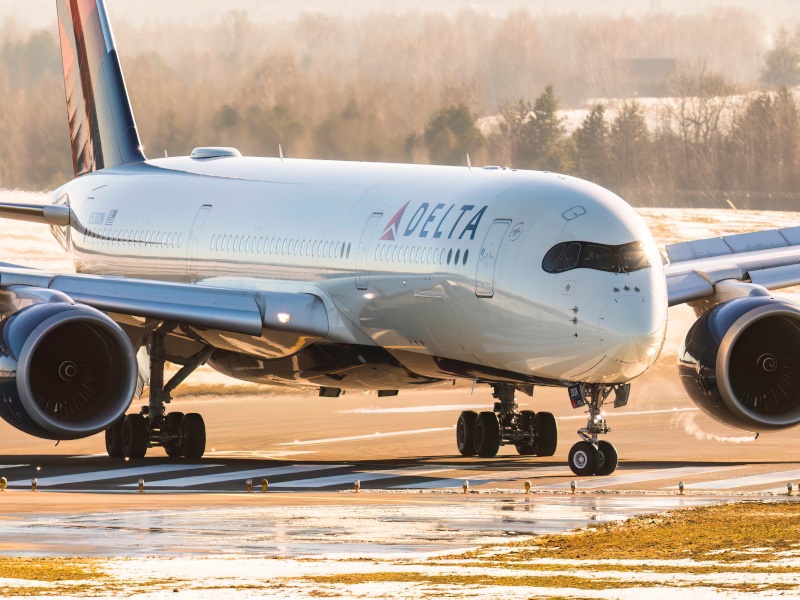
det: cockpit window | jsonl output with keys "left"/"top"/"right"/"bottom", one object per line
{"left": 556, "top": 243, "right": 581, "bottom": 272}
{"left": 542, "top": 243, "right": 566, "bottom": 272}
{"left": 580, "top": 244, "right": 619, "bottom": 272}
{"left": 542, "top": 240, "right": 651, "bottom": 274}
{"left": 617, "top": 242, "right": 650, "bottom": 272}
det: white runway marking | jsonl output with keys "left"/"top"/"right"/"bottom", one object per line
{"left": 557, "top": 407, "right": 700, "bottom": 421}
{"left": 268, "top": 466, "right": 448, "bottom": 489}
{"left": 390, "top": 466, "right": 569, "bottom": 489}
{"left": 7, "top": 464, "right": 221, "bottom": 487}
{"left": 537, "top": 466, "right": 737, "bottom": 490}
{"left": 340, "top": 404, "right": 486, "bottom": 414}
{"left": 119, "top": 464, "right": 345, "bottom": 488}
{"left": 270, "top": 472, "right": 398, "bottom": 489}
{"left": 682, "top": 469, "right": 800, "bottom": 490}
{"left": 0, "top": 464, "right": 28, "bottom": 470}
{"left": 276, "top": 427, "right": 452, "bottom": 446}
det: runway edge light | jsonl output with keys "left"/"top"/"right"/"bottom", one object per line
{"left": 0, "top": 477, "right": 6, "bottom": 491}
{"left": 524, "top": 480, "right": 531, "bottom": 494}
{"left": 262, "top": 479, "right": 268, "bottom": 492}
{"left": 354, "top": 479, "right": 360, "bottom": 493}
{"left": 678, "top": 481, "right": 684, "bottom": 495}
{"left": 138, "top": 478, "right": 144, "bottom": 493}
{"left": 570, "top": 481, "right": 576, "bottom": 494}
{"left": 788, "top": 482, "right": 793, "bottom": 496}
{"left": 246, "top": 479, "right": 253, "bottom": 493}
{"left": 463, "top": 480, "right": 469, "bottom": 494}
{"left": 31, "top": 478, "right": 37, "bottom": 492}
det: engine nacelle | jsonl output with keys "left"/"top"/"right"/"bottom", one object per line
{"left": 0, "top": 294, "right": 137, "bottom": 440}
{"left": 679, "top": 296, "right": 800, "bottom": 432}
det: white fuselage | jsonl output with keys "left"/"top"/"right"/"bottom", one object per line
{"left": 52, "top": 156, "right": 669, "bottom": 388}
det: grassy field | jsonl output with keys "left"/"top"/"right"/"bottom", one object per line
{"left": 3, "top": 500, "right": 800, "bottom": 598}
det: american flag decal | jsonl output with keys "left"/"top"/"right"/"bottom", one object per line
{"left": 104, "top": 209, "right": 118, "bottom": 226}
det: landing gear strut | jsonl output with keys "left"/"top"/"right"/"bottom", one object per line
{"left": 456, "top": 384, "right": 558, "bottom": 458}
{"left": 106, "top": 324, "right": 214, "bottom": 459}
{"left": 567, "top": 383, "right": 627, "bottom": 476}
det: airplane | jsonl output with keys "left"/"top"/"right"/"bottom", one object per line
{"left": 1, "top": 0, "right": 799, "bottom": 477}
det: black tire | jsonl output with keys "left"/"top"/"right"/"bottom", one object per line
{"left": 568, "top": 441, "right": 598, "bottom": 477}
{"left": 533, "top": 412, "right": 558, "bottom": 457}
{"left": 181, "top": 413, "right": 206, "bottom": 459}
{"left": 122, "top": 414, "right": 149, "bottom": 459}
{"left": 474, "top": 411, "right": 501, "bottom": 458}
{"left": 105, "top": 419, "right": 124, "bottom": 458}
{"left": 595, "top": 440, "right": 619, "bottom": 476}
{"left": 456, "top": 411, "right": 478, "bottom": 456}
{"left": 515, "top": 410, "right": 537, "bottom": 455}
{"left": 163, "top": 413, "right": 185, "bottom": 458}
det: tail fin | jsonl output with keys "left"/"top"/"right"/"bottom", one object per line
{"left": 56, "top": 0, "right": 146, "bottom": 177}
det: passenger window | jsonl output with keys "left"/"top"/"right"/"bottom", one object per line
{"left": 454, "top": 249, "right": 461, "bottom": 265}
{"left": 463, "top": 249, "right": 469, "bottom": 265}
{"left": 556, "top": 243, "right": 581, "bottom": 272}
{"left": 447, "top": 249, "right": 452, "bottom": 265}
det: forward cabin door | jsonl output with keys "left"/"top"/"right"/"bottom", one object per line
{"left": 186, "top": 204, "right": 212, "bottom": 283}
{"left": 475, "top": 219, "right": 511, "bottom": 298}
{"left": 355, "top": 212, "right": 382, "bottom": 290}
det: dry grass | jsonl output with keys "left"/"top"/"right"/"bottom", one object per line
{"left": 488, "top": 500, "right": 800, "bottom": 563}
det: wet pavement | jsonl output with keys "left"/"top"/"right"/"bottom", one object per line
{"left": 3, "top": 495, "right": 716, "bottom": 558}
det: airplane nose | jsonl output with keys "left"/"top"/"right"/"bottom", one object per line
{"left": 599, "top": 296, "right": 664, "bottom": 367}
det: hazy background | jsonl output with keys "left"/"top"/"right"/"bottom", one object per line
{"left": 2, "top": 1, "right": 800, "bottom": 209}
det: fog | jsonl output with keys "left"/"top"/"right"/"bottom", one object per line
{"left": 2, "top": 2, "right": 800, "bottom": 204}
{"left": 3, "top": 0, "right": 799, "bottom": 29}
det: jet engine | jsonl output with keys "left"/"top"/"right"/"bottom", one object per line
{"left": 0, "top": 292, "right": 137, "bottom": 440}
{"left": 678, "top": 295, "right": 800, "bottom": 432}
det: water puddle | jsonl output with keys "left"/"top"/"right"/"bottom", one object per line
{"left": 3, "top": 495, "right": 716, "bottom": 558}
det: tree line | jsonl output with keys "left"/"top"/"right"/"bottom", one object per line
{"left": 0, "top": 9, "right": 798, "bottom": 207}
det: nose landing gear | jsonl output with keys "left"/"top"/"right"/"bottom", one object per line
{"left": 456, "top": 383, "right": 558, "bottom": 458}
{"left": 566, "top": 383, "right": 627, "bottom": 476}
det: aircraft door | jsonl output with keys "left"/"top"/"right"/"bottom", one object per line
{"left": 186, "top": 204, "right": 212, "bottom": 283}
{"left": 355, "top": 212, "right": 382, "bottom": 290}
{"left": 475, "top": 219, "right": 511, "bottom": 298}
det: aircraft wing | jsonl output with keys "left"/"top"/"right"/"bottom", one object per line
{"left": 664, "top": 227, "right": 800, "bottom": 306}
{"left": 0, "top": 265, "right": 329, "bottom": 338}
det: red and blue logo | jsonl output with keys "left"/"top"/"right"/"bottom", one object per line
{"left": 380, "top": 201, "right": 488, "bottom": 241}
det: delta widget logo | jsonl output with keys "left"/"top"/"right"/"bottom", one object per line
{"left": 380, "top": 200, "right": 488, "bottom": 242}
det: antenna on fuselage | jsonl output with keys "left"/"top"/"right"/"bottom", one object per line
{"left": 279, "top": 144, "right": 284, "bottom": 163}
{"left": 466, "top": 153, "right": 472, "bottom": 172}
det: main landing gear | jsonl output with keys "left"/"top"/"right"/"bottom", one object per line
{"left": 566, "top": 383, "right": 629, "bottom": 477}
{"left": 456, "top": 383, "right": 558, "bottom": 458}
{"left": 105, "top": 324, "right": 214, "bottom": 459}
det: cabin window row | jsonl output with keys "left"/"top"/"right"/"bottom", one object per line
{"left": 210, "top": 235, "right": 352, "bottom": 260}
{"left": 374, "top": 244, "right": 469, "bottom": 266}
{"left": 85, "top": 229, "right": 183, "bottom": 248}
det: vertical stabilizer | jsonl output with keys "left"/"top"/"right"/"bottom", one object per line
{"left": 56, "top": 0, "right": 146, "bottom": 177}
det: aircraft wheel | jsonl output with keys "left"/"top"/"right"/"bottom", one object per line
{"left": 122, "top": 414, "right": 149, "bottom": 459}
{"left": 533, "top": 412, "right": 558, "bottom": 457}
{"left": 456, "top": 411, "right": 478, "bottom": 456}
{"left": 105, "top": 418, "right": 124, "bottom": 458}
{"left": 568, "top": 441, "right": 598, "bottom": 477}
{"left": 595, "top": 440, "right": 619, "bottom": 476}
{"left": 515, "top": 410, "right": 537, "bottom": 455}
{"left": 164, "top": 412, "right": 185, "bottom": 458}
{"left": 474, "top": 411, "right": 501, "bottom": 458}
{"left": 181, "top": 413, "right": 206, "bottom": 459}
